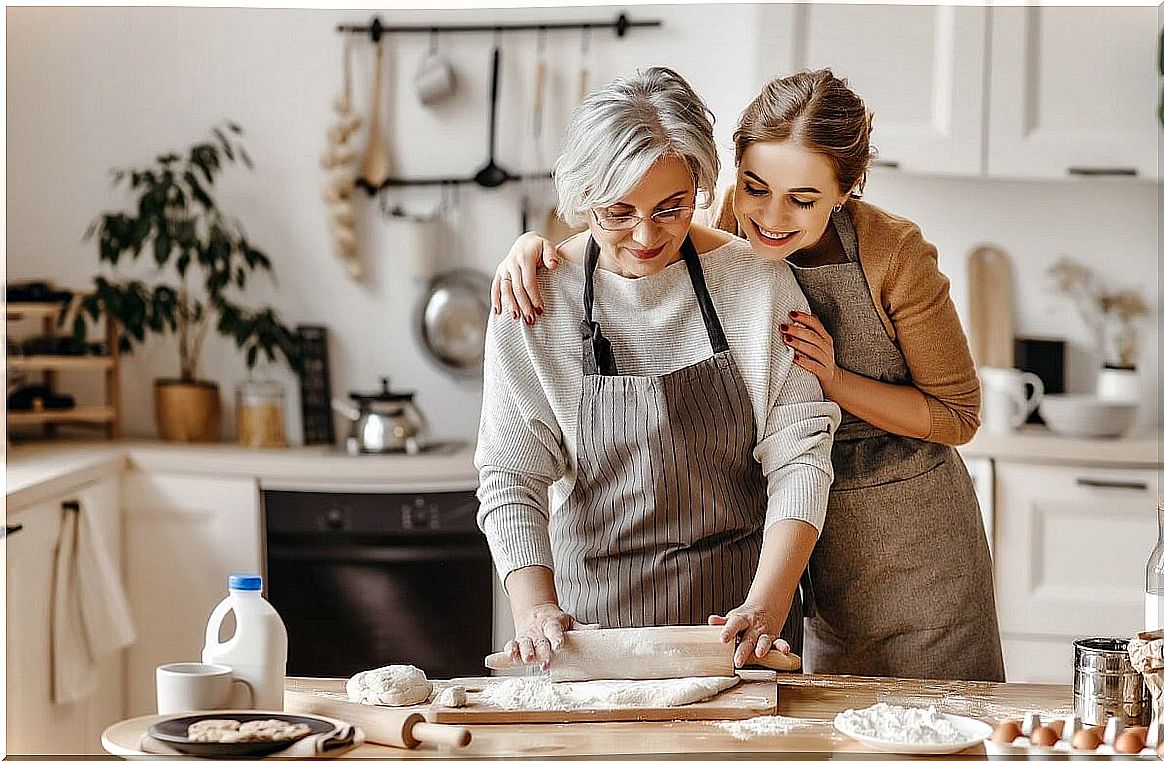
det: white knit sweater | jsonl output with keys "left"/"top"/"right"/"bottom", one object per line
{"left": 475, "top": 237, "right": 840, "bottom": 581}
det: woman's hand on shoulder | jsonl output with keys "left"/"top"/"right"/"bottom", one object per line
{"left": 504, "top": 603, "right": 600, "bottom": 669}
{"left": 491, "top": 232, "right": 560, "bottom": 323}
{"left": 709, "top": 607, "right": 792, "bottom": 668}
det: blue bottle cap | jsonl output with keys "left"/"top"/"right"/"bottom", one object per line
{"left": 229, "top": 574, "right": 263, "bottom": 591}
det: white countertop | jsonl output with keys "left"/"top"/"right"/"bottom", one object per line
{"left": 6, "top": 438, "right": 479, "bottom": 511}
{"left": 6, "top": 426, "right": 1158, "bottom": 512}
{"left": 958, "top": 425, "right": 1160, "bottom": 467}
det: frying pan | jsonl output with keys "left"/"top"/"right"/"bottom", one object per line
{"left": 415, "top": 269, "right": 493, "bottom": 378}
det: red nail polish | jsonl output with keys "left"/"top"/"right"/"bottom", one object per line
{"left": 779, "top": 324, "right": 789, "bottom": 332}
{"left": 536, "top": 306, "right": 544, "bottom": 315}
{"left": 789, "top": 310, "right": 800, "bottom": 317}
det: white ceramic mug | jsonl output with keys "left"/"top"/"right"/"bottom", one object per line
{"left": 980, "top": 366, "right": 1045, "bottom": 434}
{"left": 156, "top": 662, "right": 253, "bottom": 714}
{"left": 414, "top": 52, "right": 456, "bottom": 105}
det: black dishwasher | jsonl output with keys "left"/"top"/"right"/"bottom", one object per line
{"left": 262, "top": 489, "right": 493, "bottom": 679}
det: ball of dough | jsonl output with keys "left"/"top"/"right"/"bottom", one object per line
{"left": 347, "top": 664, "right": 432, "bottom": 706}
{"left": 435, "top": 685, "right": 468, "bottom": 708}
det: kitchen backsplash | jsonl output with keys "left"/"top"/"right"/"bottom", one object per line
{"left": 7, "top": 5, "right": 1159, "bottom": 443}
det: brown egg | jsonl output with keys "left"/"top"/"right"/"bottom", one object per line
{"left": 1128, "top": 725, "right": 1149, "bottom": 742}
{"left": 1030, "top": 726, "right": 1059, "bottom": 746}
{"left": 1114, "top": 729, "right": 1145, "bottom": 754}
{"left": 991, "top": 721, "right": 1022, "bottom": 744}
{"left": 1047, "top": 719, "right": 1065, "bottom": 738}
{"left": 1072, "top": 729, "right": 1101, "bottom": 750}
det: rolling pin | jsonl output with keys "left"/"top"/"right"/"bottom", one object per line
{"left": 284, "top": 690, "right": 470, "bottom": 749}
{"left": 485, "top": 624, "right": 801, "bottom": 682}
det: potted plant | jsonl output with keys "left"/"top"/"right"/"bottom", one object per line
{"left": 73, "top": 123, "right": 302, "bottom": 441}
{"left": 1047, "top": 257, "right": 1149, "bottom": 401}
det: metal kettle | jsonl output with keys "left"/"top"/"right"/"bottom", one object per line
{"left": 331, "top": 377, "right": 429, "bottom": 454}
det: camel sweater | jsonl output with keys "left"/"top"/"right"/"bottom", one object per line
{"left": 707, "top": 192, "right": 981, "bottom": 446}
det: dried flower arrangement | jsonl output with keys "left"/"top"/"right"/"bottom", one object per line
{"left": 1047, "top": 258, "right": 1149, "bottom": 369}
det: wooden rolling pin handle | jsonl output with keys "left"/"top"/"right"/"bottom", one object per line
{"left": 485, "top": 651, "right": 517, "bottom": 670}
{"left": 746, "top": 649, "right": 801, "bottom": 672}
{"left": 411, "top": 721, "right": 471, "bottom": 748}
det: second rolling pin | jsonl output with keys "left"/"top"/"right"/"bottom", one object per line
{"left": 284, "top": 690, "right": 471, "bottom": 750}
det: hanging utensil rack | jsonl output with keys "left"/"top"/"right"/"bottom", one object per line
{"left": 335, "top": 12, "right": 662, "bottom": 193}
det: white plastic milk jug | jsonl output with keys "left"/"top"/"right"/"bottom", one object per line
{"left": 201, "top": 574, "right": 288, "bottom": 710}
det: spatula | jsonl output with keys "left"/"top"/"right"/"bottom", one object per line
{"left": 484, "top": 625, "right": 801, "bottom": 683}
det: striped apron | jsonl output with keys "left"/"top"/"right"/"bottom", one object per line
{"left": 550, "top": 235, "right": 804, "bottom": 649}
{"left": 791, "top": 207, "right": 1005, "bottom": 681}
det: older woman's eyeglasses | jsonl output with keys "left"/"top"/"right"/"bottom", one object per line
{"left": 592, "top": 205, "right": 695, "bottom": 231}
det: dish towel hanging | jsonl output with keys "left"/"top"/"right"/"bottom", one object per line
{"left": 51, "top": 498, "right": 137, "bottom": 705}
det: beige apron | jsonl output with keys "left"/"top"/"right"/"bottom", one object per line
{"left": 550, "top": 235, "right": 804, "bottom": 651}
{"left": 791, "top": 208, "right": 1005, "bottom": 681}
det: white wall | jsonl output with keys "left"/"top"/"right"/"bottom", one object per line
{"left": 6, "top": 4, "right": 1160, "bottom": 443}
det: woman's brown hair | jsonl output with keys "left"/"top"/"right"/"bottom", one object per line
{"left": 733, "top": 69, "right": 873, "bottom": 196}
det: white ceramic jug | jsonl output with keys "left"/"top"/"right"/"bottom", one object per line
{"left": 980, "top": 366, "right": 1044, "bottom": 434}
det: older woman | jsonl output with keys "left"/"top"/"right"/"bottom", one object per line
{"left": 475, "top": 67, "right": 839, "bottom": 669}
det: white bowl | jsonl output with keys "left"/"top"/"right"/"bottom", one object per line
{"left": 1038, "top": 394, "right": 1138, "bottom": 438}
{"left": 833, "top": 711, "right": 992, "bottom": 754}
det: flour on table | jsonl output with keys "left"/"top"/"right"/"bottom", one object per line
{"left": 479, "top": 675, "right": 739, "bottom": 710}
{"left": 346, "top": 664, "right": 432, "bottom": 706}
{"left": 713, "top": 716, "right": 821, "bottom": 740}
{"left": 834, "top": 703, "right": 966, "bottom": 744}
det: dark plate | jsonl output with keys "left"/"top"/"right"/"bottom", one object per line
{"left": 147, "top": 712, "right": 335, "bottom": 757}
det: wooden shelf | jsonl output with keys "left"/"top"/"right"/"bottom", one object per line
{"left": 7, "top": 406, "right": 117, "bottom": 426}
{"left": 6, "top": 302, "right": 64, "bottom": 320}
{"left": 8, "top": 355, "right": 114, "bottom": 372}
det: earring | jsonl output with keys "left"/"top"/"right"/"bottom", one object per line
{"left": 832, "top": 203, "right": 843, "bottom": 213}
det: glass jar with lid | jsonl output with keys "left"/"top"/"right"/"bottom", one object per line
{"left": 236, "top": 380, "right": 287, "bottom": 448}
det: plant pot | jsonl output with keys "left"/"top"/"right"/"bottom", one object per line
{"left": 155, "top": 379, "right": 222, "bottom": 442}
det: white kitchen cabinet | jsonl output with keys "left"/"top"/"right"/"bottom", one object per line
{"left": 988, "top": 6, "right": 1160, "bottom": 180}
{"left": 1000, "top": 635, "right": 1077, "bottom": 684}
{"left": 5, "top": 474, "right": 124, "bottom": 754}
{"left": 786, "top": 4, "right": 988, "bottom": 176}
{"left": 121, "top": 470, "right": 261, "bottom": 716}
{"left": 993, "top": 461, "right": 1160, "bottom": 682}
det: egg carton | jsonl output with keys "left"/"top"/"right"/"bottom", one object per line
{"left": 985, "top": 714, "right": 1162, "bottom": 757}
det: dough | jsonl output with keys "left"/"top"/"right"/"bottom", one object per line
{"left": 435, "top": 685, "right": 468, "bottom": 708}
{"left": 479, "top": 675, "right": 739, "bottom": 710}
{"left": 346, "top": 664, "right": 432, "bottom": 706}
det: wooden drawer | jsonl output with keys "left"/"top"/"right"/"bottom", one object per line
{"left": 994, "top": 462, "right": 1160, "bottom": 639}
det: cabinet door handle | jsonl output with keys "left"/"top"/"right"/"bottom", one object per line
{"left": 1076, "top": 477, "right": 1148, "bottom": 490}
{"left": 872, "top": 159, "right": 900, "bottom": 169}
{"left": 1067, "top": 167, "right": 1138, "bottom": 177}
{"left": 62, "top": 499, "right": 80, "bottom": 512}
{"left": 3, "top": 525, "right": 23, "bottom": 539}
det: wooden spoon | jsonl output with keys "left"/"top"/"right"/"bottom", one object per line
{"left": 361, "top": 35, "right": 391, "bottom": 188}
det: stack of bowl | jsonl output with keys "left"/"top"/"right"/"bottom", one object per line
{"left": 1039, "top": 394, "right": 1138, "bottom": 438}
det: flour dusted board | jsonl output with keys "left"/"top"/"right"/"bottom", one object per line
{"left": 286, "top": 674, "right": 780, "bottom": 724}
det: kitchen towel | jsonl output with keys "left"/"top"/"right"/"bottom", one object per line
{"left": 51, "top": 498, "right": 137, "bottom": 705}
{"left": 138, "top": 723, "right": 364, "bottom": 757}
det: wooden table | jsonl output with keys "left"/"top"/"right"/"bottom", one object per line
{"left": 275, "top": 673, "right": 1072, "bottom": 757}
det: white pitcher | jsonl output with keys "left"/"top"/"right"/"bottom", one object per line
{"left": 980, "top": 366, "right": 1044, "bottom": 434}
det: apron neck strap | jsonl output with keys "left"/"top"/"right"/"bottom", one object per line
{"left": 580, "top": 234, "right": 729, "bottom": 376}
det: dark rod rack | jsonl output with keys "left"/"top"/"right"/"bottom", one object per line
{"left": 357, "top": 171, "right": 553, "bottom": 193}
{"left": 336, "top": 12, "right": 660, "bottom": 42}
{"left": 339, "top": 12, "right": 662, "bottom": 192}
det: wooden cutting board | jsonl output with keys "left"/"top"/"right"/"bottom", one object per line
{"left": 967, "top": 245, "right": 1015, "bottom": 368}
{"left": 286, "top": 673, "right": 780, "bottom": 725}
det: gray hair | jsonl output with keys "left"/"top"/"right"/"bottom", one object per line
{"left": 553, "top": 67, "right": 718, "bottom": 226}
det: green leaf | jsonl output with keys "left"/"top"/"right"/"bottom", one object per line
{"left": 228, "top": 122, "right": 243, "bottom": 135}
{"left": 239, "top": 148, "right": 253, "bottom": 170}
{"left": 246, "top": 344, "right": 258, "bottom": 368}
